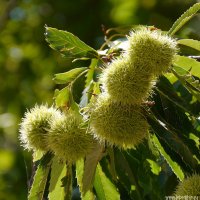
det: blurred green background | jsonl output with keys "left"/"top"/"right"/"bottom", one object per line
{"left": 0, "top": 0, "right": 199, "bottom": 199}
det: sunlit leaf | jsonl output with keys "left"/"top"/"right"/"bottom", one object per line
{"left": 148, "top": 112, "right": 199, "bottom": 170}
{"left": 60, "top": 165, "right": 72, "bottom": 200}
{"left": 28, "top": 152, "right": 53, "bottom": 200}
{"left": 48, "top": 157, "right": 66, "bottom": 200}
{"left": 76, "top": 159, "right": 95, "bottom": 200}
{"left": 53, "top": 67, "right": 87, "bottom": 84}
{"left": 178, "top": 39, "right": 200, "bottom": 51}
{"left": 45, "top": 26, "right": 98, "bottom": 59}
{"left": 81, "top": 143, "right": 104, "bottom": 194}
{"left": 172, "top": 65, "right": 200, "bottom": 102}
{"left": 94, "top": 164, "right": 120, "bottom": 200}
{"left": 146, "top": 159, "right": 161, "bottom": 175}
{"left": 173, "top": 55, "right": 200, "bottom": 78}
{"left": 168, "top": 3, "right": 200, "bottom": 35}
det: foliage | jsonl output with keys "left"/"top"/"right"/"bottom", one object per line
{"left": 1, "top": 0, "right": 200, "bottom": 199}
{"left": 18, "top": 3, "right": 200, "bottom": 200}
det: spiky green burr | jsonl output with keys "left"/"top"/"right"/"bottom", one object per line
{"left": 100, "top": 58, "right": 155, "bottom": 104}
{"left": 174, "top": 174, "right": 200, "bottom": 196}
{"left": 48, "top": 111, "right": 95, "bottom": 162}
{"left": 89, "top": 95, "right": 149, "bottom": 149}
{"left": 19, "top": 105, "right": 61, "bottom": 152}
{"left": 127, "top": 28, "right": 177, "bottom": 76}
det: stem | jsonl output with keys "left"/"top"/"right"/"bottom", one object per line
{"left": 100, "top": 34, "right": 126, "bottom": 50}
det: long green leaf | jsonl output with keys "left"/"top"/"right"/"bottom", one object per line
{"left": 76, "top": 159, "right": 95, "bottom": 200}
{"left": 151, "top": 134, "right": 184, "bottom": 181}
{"left": 172, "top": 65, "right": 200, "bottom": 102}
{"left": 81, "top": 143, "right": 104, "bottom": 194}
{"left": 54, "top": 67, "right": 87, "bottom": 84}
{"left": 48, "top": 157, "right": 66, "bottom": 200}
{"left": 178, "top": 39, "right": 200, "bottom": 51}
{"left": 148, "top": 112, "right": 198, "bottom": 170}
{"left": 45, "top": 26, "right": 98, "bottom": 59}
{"left": 94, "top": 164, "right": 120, "bottom": 200}
{"left": 168, "top": 3, "right": 200, "bottom": 35}
{"left": 60, "top": 165, "right": 72, "bottom": 200}
{"left": 28, "top": 153, "right": 53, "bottom": 200}
{"left": 114, "top": 150, "right": 143, "bottom": 200}
{"left": 173, "top": 55, "right": 200, "bottom": 78}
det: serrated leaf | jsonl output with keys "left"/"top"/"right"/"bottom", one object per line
{"left": 81, "top": 143, "right": 104, "bottom": 194}
{"left": 60, "top": 165, "right": 72, "bottom": 200}
{"left": 48, "top": 157, "right": 66, "bottom": 200}
{"left": 168, "top": 3, "right": 200, "bottom": 35}
{"left": 173, "top": 66, "right": 200, "bottom": 92}
{"left": 172, "top": 65, "right": 200, "bottom": 102}
{"left": 151, "top": 134, "right": 184, "bottom": 181}
{"left": 45, "top": 26, "right": 98, "bottom": 59}
{"left": 54, "top": 67, "right": 87, "bottom": 84}
{"left": 173, "top": 55, "right": 200, "bottom": 78}
{"left": 151, "top": 79, "right": 200, "bottom": 165}
{"left": 28, "top": 152, "right": 53, "bottom": 200}
{"left": 76, "top": 159, "right": 95, "bottom": 200}
{"left": 178, "top": 39, "right": 200, "bottom": 51}
{"left": 94, "top": 164, "right": 120, "bottom": 200}
{"left": 148, "top": 113, "right": 198, "bottom": 170}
